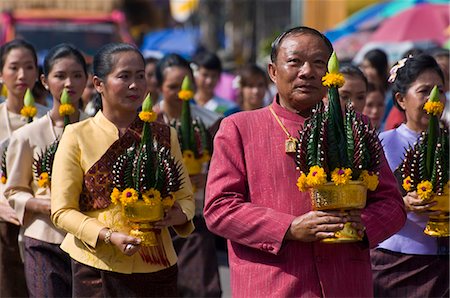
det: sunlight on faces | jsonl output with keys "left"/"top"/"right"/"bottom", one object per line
{"left": 161, "top": 66, "right": 192, "bottom": 105}
{"left": 97, "top": 51, "right": 147, "bottom": 114}
{"left": 268, "top": 33, "right": 330, "bottom": 113}
{"left": 0, "top": 48, "right": 38, "bottom": 101}
{"left": 42, "top": 57, "right": 87, "bottom": 107}
{"left": 363, "top": 89, "right": 385, "bottom": 129}
{"left": 396, "top": 69, "right": 446, "bottom": 132}
{"left": 338, "top": 75, "right": 367, "bottom": 113}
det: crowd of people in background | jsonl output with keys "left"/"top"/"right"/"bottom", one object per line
{"left": 0, "top": 23, "right": 448, "bottom": 297}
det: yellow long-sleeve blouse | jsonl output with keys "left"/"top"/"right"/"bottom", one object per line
{"left": 51, "top": 111, "right": 195, "bottom": 274}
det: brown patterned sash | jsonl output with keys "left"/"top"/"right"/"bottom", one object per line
{"left": 79, "top": 119, "right": 171, "bottom": 212}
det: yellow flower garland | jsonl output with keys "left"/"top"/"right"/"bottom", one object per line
{"left": 417, "top": 180, "right": 433, "bottom": 200}
{"left": 142, "top": 189, "right": 162, "bottom": 206}
{"left": 402, "top": 176, "right": 412, "bottom": 192}
{"left": 139, "top": 111, "right": 157, "bottom": 123}
{"left": 178, "top": 90, "right": 194, "bottom": 101}
{"left": 162, "top": 195, "right": 175, "bottom": 209}
{"left": 110, "top": 187, "right": 122, "bottom": 205}
{"left": 20, "top": 106, "right": 37, "bottom": 118}
{"left": 296, "top": 172, "right": 308, "bottom": 192}
{"left": 120, "top": 188, "right": 139, "bottom": 206}
{"left": 38, "top": 172, "right": 49, "bottom": 188}
{"left": 306, "top": 165, "right": 327, "bottom": 188}
{"left": 322, "top": 72, "right": 345, "bottom": 88}
{"left": 359, "top": 170, "right": 379, "bottom": 191}
{"left": 331, "top": 167, "right": 352, "bottom": 185}
{"left": 1, "top": 174, "right": 6, "bottom": 184}
{"left": 423, "top": 101, "right": 444, "bottom": 116}
{"left": 59, "top": 103, "right": 75, "bottom": 116}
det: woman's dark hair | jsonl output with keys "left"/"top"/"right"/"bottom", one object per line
{"left": 192, "top": 51, "right": 222, "bottom": 73}
{"left": 0, "top": 39, "right": 38, "bottom": 71}
{"left": 340, "top": 63, "right": 368, "bottom": 91}
{"left": 391, "top": 54, "right": 444, "bottom": 110}
{"left": 362, "top": 49, "right": 388, "bottom": 90}
{"left": 42, "top": 43, "right": 88, "bottom": 77}
{"left": 155, "top": 53, "right": 192, "bottom": 86}
{"left": 145, "top": 56, "right": 159, "bottom": 66}
{"left": 93, "top": 43, "right": 144, "bottom": 80}
{"left": 92, "top": 43, "right": 143, "bottom": 110}
{"left": 270, "top": 26, "right": 333, "bottom": 63}
{"left": 239, "top": 64, "right": 268, "bottom": 88}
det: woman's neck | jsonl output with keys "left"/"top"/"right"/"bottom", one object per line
{"left": 6, "top": 95, "right": 24, "bottom": 114}
{"left": 195, "top": 90, "right": 213, "bottom": 106}
{"left": 103, "top": 108, "right": 137, "bottom": 135}
{"left": 405, "top": 121, "right": 427, "bottom": 133}
{"left": 163, "top": 99, "right": 182, "bottom": 121}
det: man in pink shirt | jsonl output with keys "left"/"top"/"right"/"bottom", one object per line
{"left": 204, "top": 26, "right": 406, "bottom": 297}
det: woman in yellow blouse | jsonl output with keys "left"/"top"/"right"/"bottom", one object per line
{"left": 5, "top": 44, "right": 89, "bottom": 297}
{"left": 51, "top": 43, "right": 194, "bottom": 297}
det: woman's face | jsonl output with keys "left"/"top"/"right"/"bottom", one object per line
{"left": 241, "top": 75, "right": 267, "bottom": 110}
{"left": 359, "top": 59, "right": 380, "bottom": 88}
{"left": 96, "top": 51, "right": 146, "bottom": 114}
{"left": 0, "top": 48, "right": 38, "bottom": 101}
{"left": 396, "top": 69, "right": 446, "bottom": 131}
{"left": 161, "top": 66, "right": 191, "bottom": 105}
{"left": 338, "top": 75, "right": 367, "bottom": 113}
{"left": 145, "top": 62, "right": 160, "bottom": 97}
{"left": 42, "top": 56, "right": 87, "bottom": 107}
{"left": 363, "top": 90, "right": 385, "bottom": 129}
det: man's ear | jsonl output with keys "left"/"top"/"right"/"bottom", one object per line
{"left": 395, "top": 92, "right": 406, "bottom": 111}
{"left": 93, "top": 76, "right": 103, "bottom": 94}
{"left": 267, "top": 63, "right": 277, "bottom": 84}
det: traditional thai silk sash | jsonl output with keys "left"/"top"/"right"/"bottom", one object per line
{"left": 79, "top": 119, "right": 171, "bottom": 212}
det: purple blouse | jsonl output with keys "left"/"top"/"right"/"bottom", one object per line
{"left": 378, "top": 123, "right": 438, "bottom": 255}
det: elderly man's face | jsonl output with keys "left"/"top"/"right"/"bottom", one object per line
{"left": 268, "top": 33, "right": 331, "bottom": 114}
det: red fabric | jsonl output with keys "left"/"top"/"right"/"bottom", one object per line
{"left": 384, "top": 106, "right": 406, "bottom": 131}
{"left": 204, "top": 98, "right": 406, "bottom": 297}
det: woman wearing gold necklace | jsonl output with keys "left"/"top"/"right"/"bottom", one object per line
{"left": 0, "top": 39, "right": 48, "bottom": 298}
{"left": 4, "top": 44, "right": 89, "bottom": 297}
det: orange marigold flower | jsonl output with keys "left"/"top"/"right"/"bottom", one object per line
{"left": 178, "top": 90, "right": 194, "bottom": 101}
{"left": 38, "top": 172, "right": 49, "bottom": 188}
{"left": 417, "top": 180, "right": 433, "bottom": 200}
{"left": 359, "top": 170, "right": 379, "bottom": 191}
{"left": 306, "top": 165, "right": 327, "bottom": 188}
{"left": 402, "top": 176, "right": 413, "bottom": 192}
{"left": 322, "top": 72, "right": 345, "bottom": 88}
{"left": 59, "top": 103, "right": 75, "bottom": 116}
{"left": 20, "top": 106, "right": 37, "bottom": 118}
{"left": 331, "top": 167, "right": 352, "bottom": 185}
{"left": 110, "top": 188, "right": 122, "bottom": 205}
{"left": 296, "top": 172, "right": 308, "bottom": 192}
{"left": 142, "top": 188, "right": 161, "bottom": 206}
{"left": 423, "top": 101, "right": 444, "bottom": 116}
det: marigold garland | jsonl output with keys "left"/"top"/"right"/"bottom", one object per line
{"left": 20, "top": 106, "right": 37, "bottom": 118}
{"left": 178, "top": 90, "right": 194, "bottom": 101}
{"left": 37, "top": 172, "right": 49, "bottom": 188}
{"left": 322, "top": 72, "right": 345, "bottom": 88}
{"left": 331, "top": 167, "right": 352, "bottom": 185}
{"left": 423, "top": 101, "right": 444, "bottom": 116}
{"left": 162, "top": 195, "right": 175, "bottom": 209}
{"left": 59, "top": 104, "right": 75, "bottom": 116}
{"left": 417, "top": 180, "right": 433, "bottom": 200}
{"left": 402, "top": 176, "right": 412, "bottom": 192}
{"left": 142, "top": 189, "right": 161, "bottom": 205}
{"left": 139, "top": 111, "right": 157, "bottom": 123}
{"left": 359, "top": 170, "right": 379, "bottom": 191}
{"left": 110, "top": 187, "right": 122, "bottom": 205}
{"left": 306, "top": 165, "right": 327, "bottom": 188}
{"left": 120, "top": 188, "right": 139, "bottom": 206}
{"left": 296, "top": 172, "right": 308, "bottom": 192}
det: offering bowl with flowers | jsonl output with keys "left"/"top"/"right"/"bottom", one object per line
{"left": 295, "top": 52, "right": 383, "bottom": 243}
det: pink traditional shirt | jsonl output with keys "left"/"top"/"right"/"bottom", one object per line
{"left": 205, "top": 97, "right": 406, "bottom": 297}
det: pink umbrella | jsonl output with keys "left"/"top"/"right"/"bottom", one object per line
{"left": 370, "top": 3, "right": 450, "bottom": 45}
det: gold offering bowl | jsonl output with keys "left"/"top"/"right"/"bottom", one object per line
{"left": 123, "top": 200, "right": 164, "bottom": 246}
{"left": 310, "top": 181, "right": 367, "bottom": 243}
{"left": 424, "top": 186, "right": 449, "bottom": 237}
